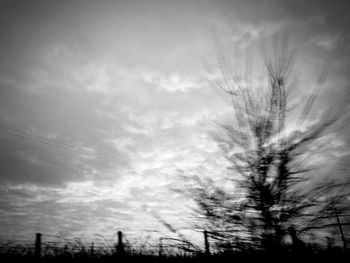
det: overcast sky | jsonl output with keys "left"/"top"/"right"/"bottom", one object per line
{"left": 0, "top": 0, "right": 349, "bottom": 246}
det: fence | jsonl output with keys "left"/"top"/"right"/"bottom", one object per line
{"left": 1, "top": 212, "right": 348, "bottom": 259}
{"left": 0, "top": 231, "right": 203, "bottom": 258}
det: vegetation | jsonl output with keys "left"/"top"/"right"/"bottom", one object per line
{"left": 185, "top": 39, "right": 350, "bottom": 253}
{"left": 0, "top": 237, "right": 349, "bottom": 262}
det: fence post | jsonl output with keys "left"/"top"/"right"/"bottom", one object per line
{"left": 289, "top": 226, "right": 302, "bottom": 253}
{"left": 334, "top": 209, "right": 347, "bottom": 251}
{"left": 90, "top": 242, "right": 94, "bottom": 257}
{"left": 204, "top": 230, "right": 210, "bottom": 255}
{"left": 64, "top": 244, "right": 68, "bottom": 256}
{"left": 327, "top": 237, "right": 333, "bottom": 250}
{"left": 35, "top": 233, "right": 42, "bottom": 258}
{"left": 116, "top": 231, "right": 124, "bottom": 255}
{"left": 159, "top": 238, "right": 163, "bottom": 257}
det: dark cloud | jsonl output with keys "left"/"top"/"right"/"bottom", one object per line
{"left": 0, "top": 186, "right": 135, "bottom": 241}
{"left": 0, "top": 142, "right": 80, "bottom": 186}
{"left": 0, "top": 73, "right": 129, "bottom": 186}
{"left": 279, "top": 0, "right": 350, "bottom": 25}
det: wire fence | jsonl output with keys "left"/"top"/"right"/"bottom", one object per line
{"left": 1, "top": 223, "right": 349, "bottom": 259}
{"left": 0, "top": 231, "right": 204, "bottom": 258}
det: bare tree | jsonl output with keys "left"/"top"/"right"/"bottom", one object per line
{"left": 188, "top": 40, "right": 350, "bottom": 252}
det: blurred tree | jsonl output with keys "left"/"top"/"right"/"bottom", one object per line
{"left": 188, "top": 39, "right": 350, "bottom": 252}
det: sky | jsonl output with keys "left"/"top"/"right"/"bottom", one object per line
{"left": 0, "top": 0, "right": 349, "bottom": 247}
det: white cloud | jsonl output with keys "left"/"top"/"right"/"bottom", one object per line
{"left": 83, "top": 64, "right": 112, "bottom": 93}
{"left": 140, "top": 69, "right": 205, "bottom": 92}
{"left": 311, "top": 34, "right": 339, "bottom": 51}
{"left": 109, "top": 136, "right": 135, "bottom": 153}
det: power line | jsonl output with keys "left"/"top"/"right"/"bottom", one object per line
{"left": 0, "top": 124, "right": 131, "bottom": 170}
{"left": 0, "top": 138, "right": 130, "bottom": 173}
{"left": 0, "top": 123, "right": 129, "bottom": 166}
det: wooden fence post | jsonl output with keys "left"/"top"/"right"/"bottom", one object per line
{"left": 35, "top": 233, "right": 42, "bottom": 258}
{"left": 90, "top": 242, "right": 94, "bottom": 257}
{"left": 64, "top": 244, "right": 68, "bottom": 256}
{"left": 204, "top": 230, "right": 210, "bottom": 255}
{"left": 159, "top": 238, "right": 163, "bottom": 257}
{"left": 116, "top": 231, "right": 124, "bottom": 255}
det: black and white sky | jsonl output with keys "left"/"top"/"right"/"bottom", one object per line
{"left": 0, "top": 0, "right": 349, "bottom": 244}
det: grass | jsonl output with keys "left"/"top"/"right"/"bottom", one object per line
{"left": 0, "top": 238, "right": 348, "bottom": 263}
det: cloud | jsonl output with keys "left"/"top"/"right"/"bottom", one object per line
{"left": 109, "top": 136, "right": 136, "bottom": 154}
{"left": 140, "top": 69, "right": 206, "bottom": 93}
{"left": 210, "top": 18, "right": 286, "bottom": 50}
{"left": 0, "top": 137, "right": 85, "bottom": 186}
{"left": 0, "top": 0, "right": 349, "bottom": 246}
{"left": 310, "top": 34, "right": 340, "bottom": 51}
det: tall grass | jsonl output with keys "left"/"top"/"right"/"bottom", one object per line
{"left": 0, "top": 236, "right": 348, "bottom": 263}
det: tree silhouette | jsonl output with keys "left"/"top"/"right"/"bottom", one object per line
{"left": 188, "top": 40, "right": 350, "bottom": 253}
